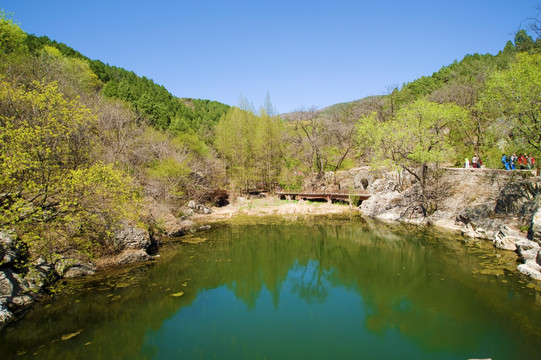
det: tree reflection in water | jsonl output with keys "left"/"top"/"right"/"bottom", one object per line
{"left": 1, "top": 217, "right": 541, "bottom": 359}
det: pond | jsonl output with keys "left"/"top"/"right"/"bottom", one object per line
{"left": 1, "top": 216, "right": 541, "bottom": 359}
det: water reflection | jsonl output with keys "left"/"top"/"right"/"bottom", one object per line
{"left": 1, "top": 218, "right": 541, "bottom": 359}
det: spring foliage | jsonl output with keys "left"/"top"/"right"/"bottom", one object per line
{"left": 0, "top": 79, "right": 138, "bottom": 258}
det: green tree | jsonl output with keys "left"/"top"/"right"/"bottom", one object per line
{"left": 514, "top": 29, "right": 534, "bottom": 53}
{"left": 0, "top": 79, "right": 137, "bottom": 260}
{"left": 0, "top": 11, "right": 26, "bottom": 57}
{"left": 479, "top": 53, "right": 541, "bottom": 158}
{"left": 214, "top": 107, "right": 258, "bottom": 190}
{"left": 254, "top": 109, "right": 284, "bottom": 188}
{"left": 358, "top": 99, "right": 466, "bottom": 215}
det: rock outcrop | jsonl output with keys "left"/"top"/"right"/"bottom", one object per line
{"left": 113, "top": 221, "right": 153, "bottom": 251}
{"left": 528, "top": 205, "right": 541, "bottom": 245}
{"left": 0, "top": 250, "right": 57, "bottom": 326}
{"left": 493, "top": 226, "right": 523, "bottom": 251}
{"left": 187, "top": 200, "right": 213, "bottom": 214}
{"left": 54, "top": 258, "right": 97, "bottom": 278}
{"left": 313, "top": 167, "right": 541, "bottom": 280}
{"left": 0, "top": 221, "right": 157, "bottom": 327}
{"left": 1, "top": 230, "right": 21, "bottom": 266}
{"left": 144, "top": 197, "right": 198, "bottom": 236}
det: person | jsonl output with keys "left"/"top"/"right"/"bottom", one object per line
{"left": 510, "top": 153, "right": 517, "bottom": 170}
{"left": 472, "top": 155, "right": 478, "bottom": 168}
{"left": 464, "top": 157, "right": 470, "bottom": 168}
{"left": 502, "top": 154, "right": 510, "bottom": 170}
{"left": 518, "top": 154, "right": 528, "bottom": 169}
{"left": 478, "top": 156, "right": 483, "bottom": 168}
{"left": 528, "top": 154, "right": 535, "bottom": 170}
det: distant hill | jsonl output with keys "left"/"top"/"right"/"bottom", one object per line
{"left": 24, "top": 34, "right": 231, "bottom": 134}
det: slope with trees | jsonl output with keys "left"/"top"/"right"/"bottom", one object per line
{"left": 1, "top": 6, "right": 541, "bottom": 265}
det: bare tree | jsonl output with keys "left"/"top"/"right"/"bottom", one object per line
{"left": 527, "top": 6, "right": 541, "bottom": 38}
{"left": 287, "top": 107, "right": 328, "bottom": 175}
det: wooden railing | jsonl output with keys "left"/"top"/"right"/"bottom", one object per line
{"left": 276, "top": 190, "right": 371, "bottom": 202}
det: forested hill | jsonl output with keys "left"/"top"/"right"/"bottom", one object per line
{"left": 0, "top": 13, "right": 235, "bottom": 263}
{"left": 24, "top": 33, "right": 231, "bottom": 134}
{"left": 319, "top": 30, "right": 539, "bottom": 115}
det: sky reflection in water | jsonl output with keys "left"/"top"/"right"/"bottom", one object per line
{"left": 1, "top": 219, "right": 540, "bottom": 359}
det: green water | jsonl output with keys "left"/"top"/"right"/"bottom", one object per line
{"left": 2, "top": 217, "right": 541, "bottom": 359}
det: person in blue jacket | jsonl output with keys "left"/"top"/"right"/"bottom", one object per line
{"left": 501, "top": 154, "right": 510, "bottom": 170}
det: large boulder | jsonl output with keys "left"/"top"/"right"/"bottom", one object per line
{"left": 116, "top": 249, "right": 153, "bottom": 265}
{"left": 24, "top": 257, "right": 55, "bottom": 292}
{"left": 455, "top": 204, "right": 504, "bottom": 240}
{"left": 54, "top": 258, "right": 96, "bottom": 278}
{"left": 330, "top": 166, "right": 378, "bottom": 191}
{"left": 0, "top": 269, "right": 34, "bottom": 310}
{"left": 516, "top": 238, "right": 541, "bottom": 280}
{"left": 493, "top": 226, "right": 524, "bottom": 251}
{"left": 517, "top": 263, "right": 541, "bottom": 280}
{"left": 360, "top": 190, "right": 404, "bottom": 220}
{"left": 113, "top": 221, "right": 152, "bottom": 251}
{"left": 516, "top": 239, "right": 541, "bottom": 262}
{"left": 359, "top": 176, "right": 405, "bottom": 220}
{"left": 351, "top": 167, "right": 376, "bottom": 190}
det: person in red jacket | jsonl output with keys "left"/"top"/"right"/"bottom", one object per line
{"left": 518, "top": 154, "right": 528, "bottom": 169}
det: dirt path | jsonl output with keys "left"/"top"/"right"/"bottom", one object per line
{"left": 192, "top": 197, "right": 360, "bottom": 222}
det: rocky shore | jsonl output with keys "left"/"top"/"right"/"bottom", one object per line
{"left": 313, "top": 167, "right": 541, "bottom": 280}
{"left": 3, "top": 166, "right": 541, "bottom": 326}
{"left": 0, "top": 196, "right": 211, "bottom": 326}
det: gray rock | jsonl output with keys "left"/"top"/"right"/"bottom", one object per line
{"left": 360, "top": 190, "right": 404, "bottom": 219}
{"left": 168, "top": 219, "right": 196, "bottom": 237}
{"left": 516, "top": 240, "right": 541, "bottom": 262}
{"left": 180, "top": 219, "right": 196, "bottom": 230}
{"left": 187, "top": 200, "right": 213, "bottom": 214}
{"left": 116, "top": 249, "right": 153, "bottom": 265}
{"left": 0, "top": 231, "right": 20, "bottom": 265}
{"left": 529, "top": 207, "right": 541, "bottom": 245}
{"left": 55, "top": 258, "right": 96, "bottom": 278}
{"left": 113, "top": 222, "right": 151, "bottom": 251}
{"left": 25, "top": 258, "right": 54, "bottom": 291}
{"left": 462, "top": 223, "right": 478, "bottom": 238}
{"left": 456, "top": 204, "right": 495, "bottom": 226}
{"left": 145, "top": 197, "right": 194, "bottom": 237}
{"left": 0, "top": 299, "right": 13, "bottom": 324}
{"left": 0, "top": 269, "right": 28, "bottom": 298}
{"left": 494, "top": 235, "right": 522, "bottom": 250}
{"left": 9, "top": 294, "right": 34, "bottom": 308}
{"left": 491, "top": 226, "right": 524, "bottom": 250}
{"left": 495, "top": 180, "right": 540, "bottom": 216}
{"left": 351, "top": 167, "right": 376, "bottom": 190}
{"left": 64, "top": 263, "right": 96, "bottom": 278}
{"left": 0, "top": 268, "right": 35, "bottom": 314}
{"left": 518, "top": 263, "right": 541, "bottom": 280}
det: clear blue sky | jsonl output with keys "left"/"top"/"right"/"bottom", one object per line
{"left": 2, "top": 0, "right": 539, "bottom": 113}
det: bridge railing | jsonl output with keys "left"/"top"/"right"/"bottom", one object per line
{"left": 275, "top": 190, "right": 371, "bottom": 203}
{"left": 276, "top": 189, "right": 371, "bottom": 196}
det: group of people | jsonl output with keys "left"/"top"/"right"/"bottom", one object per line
{"left": 464, "top": 155, "right": 483, "bottom": 169}
{"left": 501, "top": 153, "right": 535, "bottom": 170}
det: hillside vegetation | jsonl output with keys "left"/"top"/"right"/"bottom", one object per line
{"left": 1, "top": 10, "right": 540, "bottom": 264}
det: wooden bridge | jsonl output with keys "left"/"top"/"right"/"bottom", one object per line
{"left": 276, "top": 190, "right": 371, "bottom": 204}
